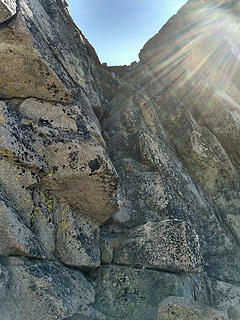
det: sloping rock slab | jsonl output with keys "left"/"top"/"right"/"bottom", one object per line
{"left": 228, "top": 305, "right": 240, "bottom": 320}
{"left": 156, "top": 296, "right": 227, "bottom": 320}
{"left": 114, "top": 220, "right": 203, "bottom": 273}
{"left": 90, "top": 265, "right": 206, "bottom": 320}
{"left": 0, "top": 257, "right": 97, "bottom": 320}
{"left": 0, "top": 199, "right": 45, "bottom": 258}
{"left": 55, "top": 203, "right": 100, "bottom": 269}
{"left": 0, "top": 0, "right": 16, "bottom": 23}
{"left": 0, "top": 8, "right": 71, "bottom": 102}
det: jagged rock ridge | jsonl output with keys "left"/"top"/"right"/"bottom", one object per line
{"left": 0, "top": 0, "right": 240, "bottom": 319}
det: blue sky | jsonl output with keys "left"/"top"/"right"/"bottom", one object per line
{"left": 67, "top": 0, "right": 187, "bottom": 66}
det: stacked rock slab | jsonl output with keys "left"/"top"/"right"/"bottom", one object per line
{"left": 0, "top": 0, "right": 240, "bottom": 319}
{"left": 113, "top": 220, "right": 203, "bottom": 273}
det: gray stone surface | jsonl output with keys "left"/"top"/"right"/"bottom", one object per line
{"left": 0, "top": 0, "right": 16, "bottom": 23}
{"left": 0, "top": 199, "right": 45, "bottom": 258}
{"left": 228, "top": 305, "right": 240, "bottom": 320}
{"left": 100, "top": 236, "right": 114, "bottom": 264}
{"left": 66, "top": 306, "right": 106, "bottom": 320}
{"left": 0, "top": 262, "right": 9, "bottom": 301}
{"left": 90, "top": 265, "right": 209, "bottom": 320}
{"left": 55, "top": 204, "right": 100, "bottom": 269}
{"left": 0, "top": 0, "right": 240, "bottom": 319}
{"left": 156, "top": 296, "right": 228, "bottom": 320}
{"left": 0, "top": 0, "right": 121, "bottom": 226}
{"left": 101, "top": 0, "right": 240, "bottom": 287}
{"left": 0, "top": 257, "right": 97, "bottom": 320}
{"left": 114, "top": 220, "right": 203, "bottom": 273}
{"left": 206, "top": 278, "right": 240, "bottom": 314}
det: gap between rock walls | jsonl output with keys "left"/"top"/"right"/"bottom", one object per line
{"left": 0, "top": 0, "right": 240, "bottom": 320}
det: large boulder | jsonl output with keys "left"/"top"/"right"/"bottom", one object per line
{"left": 0, "top": 0, "right": 17, "bottom": 23}
{"left": 0, "top": 257, "right": 100, "bottom": 320}
{"left": 55, "top": 203, "right": 100, "bottom": 269}
{"left": 114, "top": 220, "right": 203, "bottom": 273}
{"left": 90, "top": 265, "right": 209, "bottom": 320}
{"left": 156, "top": 296, "right": 227, "bottom": 320}
{"left": 0, "top": 11, "right": 71, "bottom": 102}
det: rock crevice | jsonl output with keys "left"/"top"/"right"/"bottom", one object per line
{"left": 0, "top": 0, "right": 240, "bottom": 319}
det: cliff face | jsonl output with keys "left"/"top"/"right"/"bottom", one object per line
{"left": 0, "top": 0, "right": 240, "bottom": 319}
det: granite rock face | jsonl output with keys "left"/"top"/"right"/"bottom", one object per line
{"left": 0, "top": 0, "right": 120, "bottom": 318}
{"left": 0, "top": 0, "right": 120, "bottom": 267}
{"left": 0, "top": 0, "right": 17, "bottom": 23}
{"left": 156, "top": 296, "right": 227, "bottom": 320}
{"left": 0, "top": 0, "right": 240, "bottom": 319}
{"left": 90, "top": 265, "right": 208, "bottom": 320}
{"left": 0, "top": 199, "right": 45, "bottom": 258}
{"left": 0, "top": 257, "right": 98, "bottom": 320}
{"left": 113, "top": 220, "right": 203, "bottom": 273}
{"left": 0, "top": 263, "right": 9, "bottom": 300}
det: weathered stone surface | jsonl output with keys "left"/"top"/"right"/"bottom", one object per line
{"left": 0, "top": 0, "right": 240, "bottom": 319}
{"left": 90, "top": 265, "right": 208, "bottom": 320}
{"left": 18, "top": 0, "right": 100, "bottom": 103}
{"left": 0, "top": 96, "right": 120, "bottom": 247}
{"left": 19, "top": 98, "right": 78, "bottom": 132}
{"left": 0, "top": 0, "right": 16, "bottom": 23}
{"left": 206, "top": 277, "right": 240, "bottom": 315}
{"left": 0, "top": 199, "right": 45, "bottom": 258}
{"left": 0, "top": 8, "right": 71, "bottom": 102}
{"left": 0, "top": 74, "right": 119, "bottom": 269}
{"left": 101, "top": 77, "right": 240, "bottom": 285}
{"left": 156, "top": 297, "right": 227, "bottom": 320}
{"left": 0, "top": 257, "right": 97, "bottom": 320}
{"left": 66, "top": 306, "right": 106, "bottom": 320}
{"left": 100, "top": 236, "right": 114, "bottom": 264}
{"left": 0, "top": 0, "right": 121, "bottom": 224}
{"left": 0, "top": 43, "right": 71, "bottom": 102}
{"left": 132, "top": 0, "right": 240, "bottom": 251}
{"left": 0, "top": 263, "right": 9, "bottom": 301}
{"left": 101, "top": 0, "right": 240, "bottom": 289}
{"left": 114, "top": 220, "right": 203, "bottom": 273}
{"left": 42, "top": 140, "right": 120, "bottom": 224}
{"left": 228, "top": 305, "right": 240, "bottom": 320}
{"left": 17, "top": 98, "right": 121, "bottom": 224}
{"left": 55, "top": 203, "right": 100, "bottom": 269}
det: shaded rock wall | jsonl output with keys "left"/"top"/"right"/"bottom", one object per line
{"left": 0, "top": 0, "right": 240, "bottom": 319}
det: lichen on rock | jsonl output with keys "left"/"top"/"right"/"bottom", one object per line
{"left": 0, "top": 0, "right": 240, "bottom": 319}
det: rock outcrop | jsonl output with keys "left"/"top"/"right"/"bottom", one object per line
{"left": 0, "top": 0, "right": 120, "bottom": 318}
{"left": 113, "top": 220, "right": 203, "bottom": 273}
{"left": 0, "top": 0, "right": 240, "bottom": 319}
{"left": 156, "top": 296, "right": 227, "bottom": 320}
{"left": 0, "top": 0, "right": 17, "bottom": 24}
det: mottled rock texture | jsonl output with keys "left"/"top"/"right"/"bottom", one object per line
{"left": 0, "top": 0, "right": 120, "bottom": 318}
{"left": 0, "top": 0, "right": 240, "bottom": 319}
{"left": 156, "top": 296, "right": 227, "bottom": 320}
{"left": 90, "top": 265, "right": 207, "bottom": 320}
{"left": 113, "top": 220, "right": 203, "bottom": 273}
{"left": 0, "top": 257, "right": 97, "bottom": 320}
{"left": 0, "top": 0, "right": 17, "bottom": 23}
